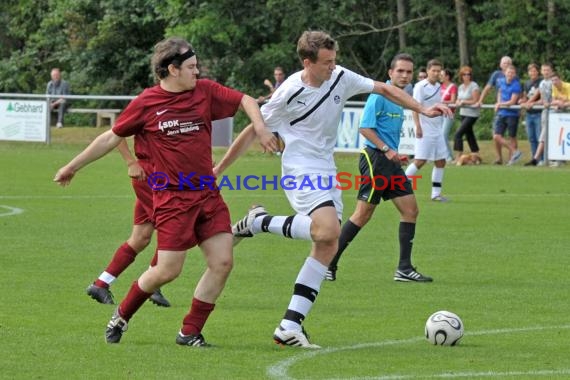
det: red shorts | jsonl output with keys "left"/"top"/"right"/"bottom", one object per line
{"left": 153, "top": 189, "right": 231, "bottom": 251}
{"left": 132, "top": 177, "right": 154, "bottom": 225}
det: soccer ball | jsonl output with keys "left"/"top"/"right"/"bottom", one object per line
{"left": 425, "top": 310, "right": 464, "bottom": 346}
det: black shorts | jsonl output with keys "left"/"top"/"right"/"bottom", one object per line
{"left": 494, "top": 115, "right": 519, "bottom": 137}
{"left": 357, "top": 146, "right": 414, "bottom": 205}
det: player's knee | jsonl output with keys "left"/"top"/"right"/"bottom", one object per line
{"left": 311, "top": 220, "right": 340, "bottom": 243}
{"left": 153, "top": 266, "right": 183, "bottom": 284}
{"left": 211, "top": 253, "right": 234, "bottom": 275}
{"left": 352, "top": 210, "right": 372, "bottom": 226}
{"left": 403, "top": 206, "right": 419, "bottom": 221}
{"left": 132, "top": 235, "right": 152, "bottom": 251}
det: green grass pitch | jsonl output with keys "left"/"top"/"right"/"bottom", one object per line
{"left": 1, "top": 128, "right": 570, "bottom": 379}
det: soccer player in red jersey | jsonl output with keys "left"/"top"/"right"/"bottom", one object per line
{"left": 54, "top": 36, "right": 276, "bottom": 346}
{"left": 85, "top": 138, "right": 171, "bottom": 307}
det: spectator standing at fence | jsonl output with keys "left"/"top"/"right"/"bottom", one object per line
{"left": 493, "top": 65, "right": 522, "bottom": 165}
{"left": 454, "top": 66, "right": 481, "bottom": 162}
{"left": 405, "top": 59, "right": 450, "bottom": 202}
{"left": 476, "top": 56, "right": 514, "bottom": 107}
{"left": 519, "top": 63, "right": 542, "bottom": 160}
{"left": 46, "top": 68, "right": 71, "bottom": 128}
{"left": 54, "top": 36, "right": 276, "bottom": 346}
{"left": 416, "top": 67, "right": 427, "bottom": 83}
{"left": 548, "top": 73, "right": 570, "bottom": 168}
{"left": 440, "top": 68, "right": 457, "bottom": 161}
{"left": 524, "top": 63, "right": 554, "bottom": 166}
{"left": 550, "top": 73, "right": 570, "bottom": 108}
{"left": 258, "top": 66, "right": 286, "bottom": 104}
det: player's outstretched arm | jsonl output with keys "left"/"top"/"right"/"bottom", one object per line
{"left": 213, "top": 124, "right": 256, "bottom": 177}
{"left": 372, "top": 81, "right": 451, "bottom": 118}
{"left": 53, "top": 130, "right": 124, "bottom": 186}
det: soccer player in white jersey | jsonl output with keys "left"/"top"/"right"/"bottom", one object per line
{"left": 405, "top": 59, "right": 450, "bottom": 201}
{"left": 217, "top": 31, "right": 450, "bottom": 348}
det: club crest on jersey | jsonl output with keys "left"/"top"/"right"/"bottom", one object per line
{"left": 334, "top": 95, "right": 341, "bottom": 104}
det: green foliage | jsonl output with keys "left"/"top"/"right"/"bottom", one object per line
{"left": 1, "top": 0, "right": 570, "bottom": 123}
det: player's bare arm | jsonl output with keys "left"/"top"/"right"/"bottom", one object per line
{"left": 412, "top": 111, "right": 423, "bottom": 139}
{"left": 359, "top": 128, "right": 400, "bottom": 164}
{"left": 213, "top": 124, "right": 256, "bottom": 177}
{"left": 239, "top": 95, "right": 277, "bottom": 152}
{"left": 116, "top": 138, "right": 145, "bottom": 181}
{"left": 373, "top": 81, "right": 451, "bottom": 118}
{"left": 53, "top": 129, "right": 124, "bottom": 186}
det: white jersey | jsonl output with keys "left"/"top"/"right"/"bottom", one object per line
{"left": 413, "top": 79, "right": 443, "bottom": 136}
{"left": 262, "top": 66, "right": 374, "bottom": 176}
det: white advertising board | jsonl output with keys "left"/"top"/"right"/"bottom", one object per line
{"left": 335, "top": 107, "right": 416, "bottom": 154}
{"left": 547, "top": 112, "right": 570, "bottom": 161}
{"left": 0, "top": 100, "right": 48, "bottom": 142}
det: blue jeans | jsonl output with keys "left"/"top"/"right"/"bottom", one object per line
{"left": 525, "top": 112, "right": 541, "bottom": 159}
{"left": 442, "top": 116, "right": 454, "bottom": 160}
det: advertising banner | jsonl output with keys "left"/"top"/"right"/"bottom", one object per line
{"left": 0, "top": 100, "right": 47, "bottom": 142}
{"left": 547, "top": 112, "right": 570, "bottom": 161}
{"left": 335, "top": 107, "right": 416, "bottom": 154}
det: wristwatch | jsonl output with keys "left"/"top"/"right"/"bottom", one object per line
{"left": 380, "top": 145, "right": 390, "bottom": 153}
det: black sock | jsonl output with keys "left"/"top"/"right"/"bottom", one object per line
{"left": 329, "top": 220, "right": 361, "bottom": 269}
{"left": 398, "top": 222, "right": 416, "bottom": 270}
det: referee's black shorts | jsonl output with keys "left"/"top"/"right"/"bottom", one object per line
{"left": 357, "top": 146, "right": 414, "bottom": 205}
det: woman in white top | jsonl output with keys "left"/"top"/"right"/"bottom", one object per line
{"left": 454, "top": 66, "right": 481, "bottom": 161}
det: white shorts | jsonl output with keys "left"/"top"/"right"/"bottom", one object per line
{"left": 283, "top": 173, "right": 343, "bottom": 220}
{"left": 414, "top": 134, "right": 448, "bottom": 161}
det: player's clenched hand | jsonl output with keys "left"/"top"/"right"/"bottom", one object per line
{"left": 127, "top": 161, "right": 146, "bottom": 181}
{"left": 422, "top": 103, "right": 453, "bottom": 118}
{"left": 258, "top": 129, "right": 278, "bottom": 153}
{"left": 53, "top": 166, "right": 76, "bottom": 186}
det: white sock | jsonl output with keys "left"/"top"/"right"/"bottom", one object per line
{"left": 431, "top": 167, "right": 444, "bottom": 198}
{"left": 98, "top": 271, "right": 116, "bottom": 285}
{"left": 405, "top": 163, "right": 419, "bottom": 177}
{"left": 252, "top": 214, "right": 312, "bottom": 240}
{"left": 280, "top": 257, "right": 327, "bottom": 331}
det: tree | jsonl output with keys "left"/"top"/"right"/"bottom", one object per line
{"left": 455, "top": 0, "right": 469, "bottom": 66}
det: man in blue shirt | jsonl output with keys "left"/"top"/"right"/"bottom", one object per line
{"left": 493, "top": 65, "right": 522, "bottom": 165}
{"left": 326, "top": 53, "right": 432, "bottom": 283}
{"left": 476, "top": 56, "right": 513, "bottom": 107}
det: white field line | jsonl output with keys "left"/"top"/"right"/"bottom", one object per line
{"left": 0, "top": 205, "right": 24, "bottom": 217}
{"left": 267, "top": 324, "right": 570, "bottom": 380}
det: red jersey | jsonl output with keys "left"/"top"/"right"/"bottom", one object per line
{"left": 133, "top": 133, "right": 153, "bottom": 175}
{"left": 113, "top": 80, "right": 243, "bottom": 189}
{"left": 441, "top": 82, "right": 457, "bottom": 102}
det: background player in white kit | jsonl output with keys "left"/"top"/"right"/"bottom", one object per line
{"left": 405, "top": 59, "right": 450, "bottom": 202}
{"left": 218, "top": 31, "right": 450, "bottom": 348}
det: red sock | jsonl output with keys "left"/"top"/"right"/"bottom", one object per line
{"left": 149, "top": 248, "right": 159, "bottom": 267}
{"left": 94, "top": 243, "right": 137, "bottom": 288}
{"left": 181, "top": 298, "right": 215, "bottom": 336}
{"left": 118, "top": 281, "right": 153, "bottom": 321}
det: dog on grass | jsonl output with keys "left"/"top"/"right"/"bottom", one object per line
{"left": 456, "top": 153, "right": 482, "bottom": 166}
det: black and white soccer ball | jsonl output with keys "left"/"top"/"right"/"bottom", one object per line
{"left": 425, "top": 310, "right": 464, "bottom": 346}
